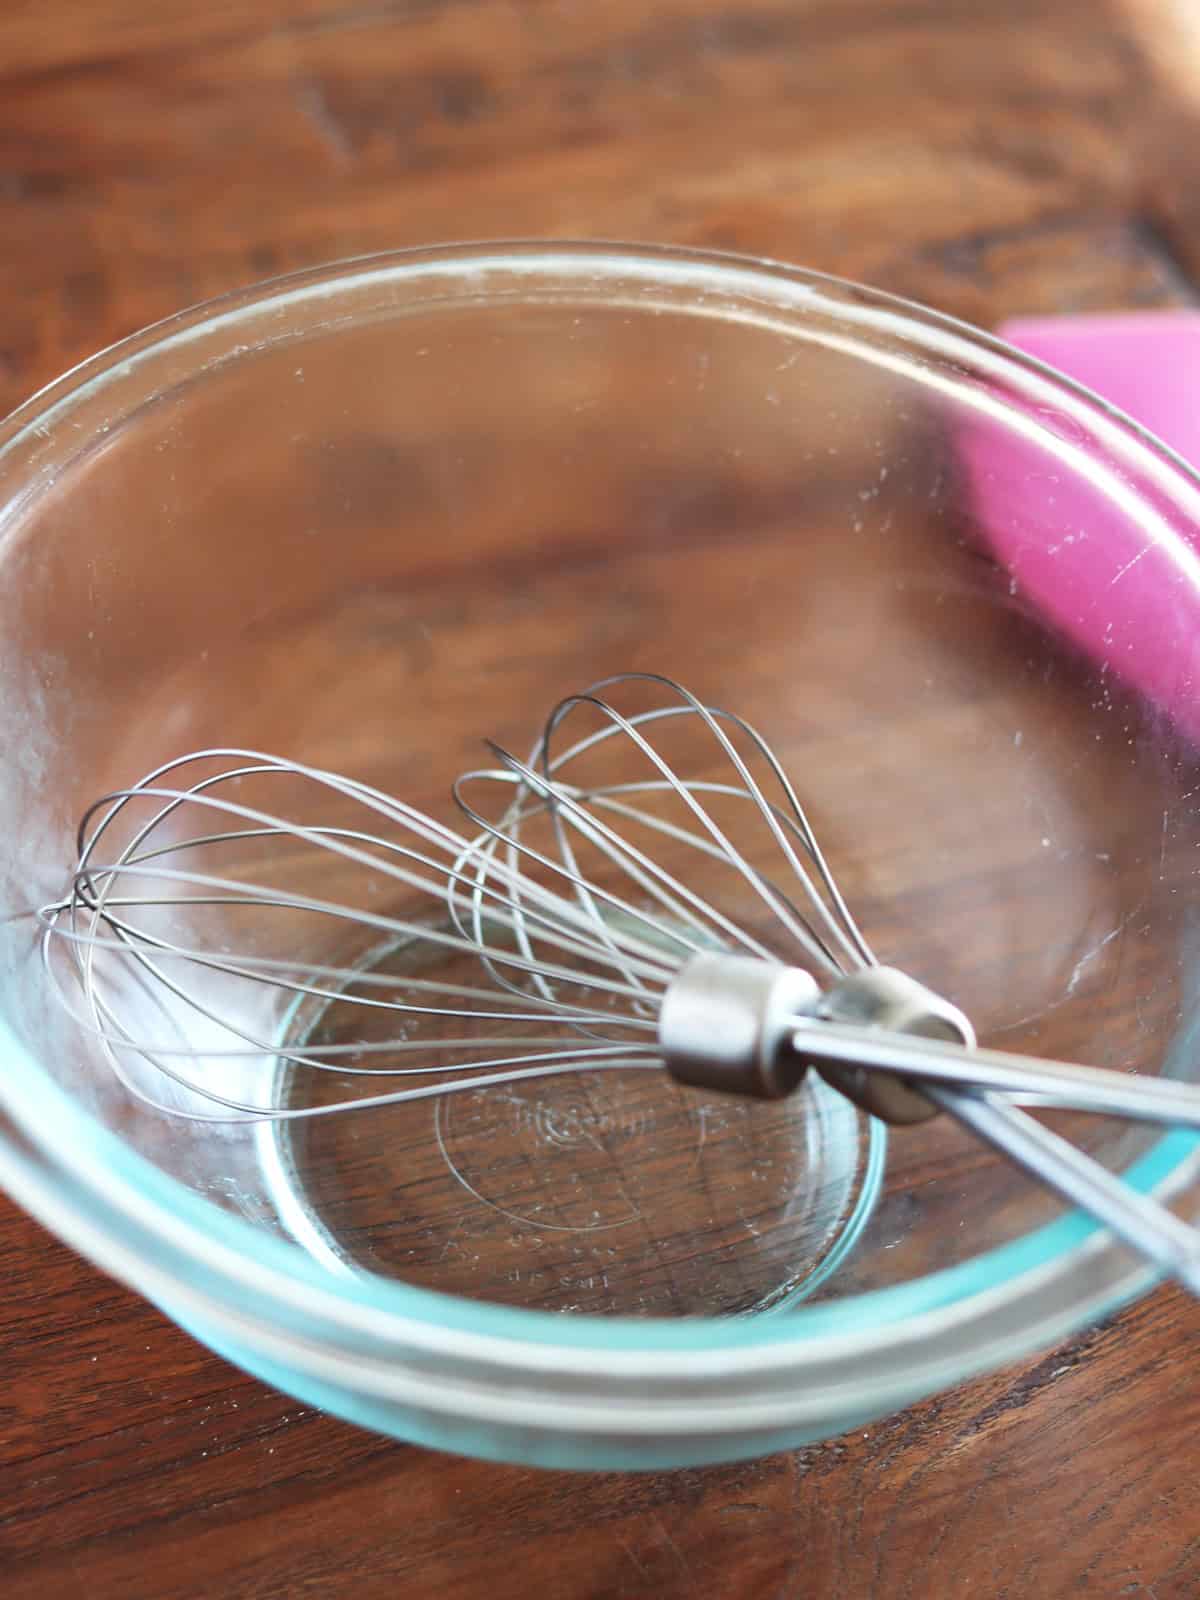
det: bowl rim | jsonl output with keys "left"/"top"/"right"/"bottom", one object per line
{"left": 3, "top": 238, "right": 1200, "bottom": 1436}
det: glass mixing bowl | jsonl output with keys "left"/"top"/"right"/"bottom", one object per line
{"left": 2, "top": 242, "right": 1200, "bottom": 1470}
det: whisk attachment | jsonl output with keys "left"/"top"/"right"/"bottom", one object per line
{"left": 38, "top": 751, "right": 673, "bottom": 1123}
{"left": 36, "top": 671, "right": 1200, "bottom": 1300}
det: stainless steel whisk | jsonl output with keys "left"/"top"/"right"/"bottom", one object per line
{"left": 40, "top": 672, "right": 1200, "bottom": 1295}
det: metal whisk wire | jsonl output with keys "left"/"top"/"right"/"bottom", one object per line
{"left": 39, "top": 758, "right": 666, "bottom": 1122}
{"left": 448, "top": 679, "right": 877, "bottom": 1031}
{"left": 39, "top": 677, "right": 865, "bottom": 1124}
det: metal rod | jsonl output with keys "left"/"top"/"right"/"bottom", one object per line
{"left": 925, "top": 1084, "right": 1200, "bottom": 1297}
{"left": 790, "top": 1019, "right": 1200, "bottom": 1129}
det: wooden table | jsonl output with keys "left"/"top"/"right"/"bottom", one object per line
{"left": 4, "top": 2, "right": 1200, "bottom": 1593}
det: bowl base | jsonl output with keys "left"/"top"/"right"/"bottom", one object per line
{"left": 263, "top": 935, "right": 885, "bottom": 1316}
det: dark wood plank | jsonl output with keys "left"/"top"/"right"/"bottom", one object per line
{"left": 4, "top": 1, "right": 1200, "bottom": 1595}
{"left": 5, "top": 1191, "right": 1200, "bottom": 1599}
{"left": 1, "top": 0, "right": 1197, "bottom": 419}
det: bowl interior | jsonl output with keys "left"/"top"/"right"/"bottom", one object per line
{"left": 3, "top": 247, "right": 1200, "bottom": 1323}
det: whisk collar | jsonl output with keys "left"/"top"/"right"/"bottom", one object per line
{"left": 659, "top": 954, "right": 974, "bottom": 1124}
{"left": 658, "top": 952, "right": 819, "bottom": 1100}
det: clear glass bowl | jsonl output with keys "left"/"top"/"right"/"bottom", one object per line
{"left": 2, "top": 242, "right": 1200, "bottom": 1470}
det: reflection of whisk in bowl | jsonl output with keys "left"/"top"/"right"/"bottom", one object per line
{"left": 40, "top": 673, "right": 1200, "bottom": 1297}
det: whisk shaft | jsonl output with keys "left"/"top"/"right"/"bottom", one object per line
{"left": 928, "top": 1086, "right": 1200, "bottom": 1296}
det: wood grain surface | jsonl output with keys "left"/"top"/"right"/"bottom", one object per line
{"left": 4, "top": 1, "right": 1200, "bottom": 1594}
